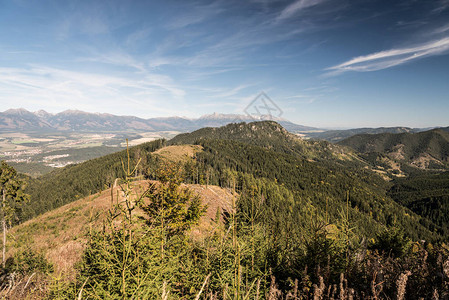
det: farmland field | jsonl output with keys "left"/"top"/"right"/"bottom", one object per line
{"left": 0, "top": 130, "right": 180, "bottom": 176}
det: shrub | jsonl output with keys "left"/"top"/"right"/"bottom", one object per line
{"left": 4, "top": 246, "right": 53, "bottom": 275}
{"left": 369, "top": 227, "right": 411, "bottom": 257}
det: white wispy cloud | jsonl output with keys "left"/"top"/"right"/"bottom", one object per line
{"left": 433, "top": 23, "right": 449, "bottom": 35}
{"left": 125, "top": 27, "right": 152, "bottom": 48}
{"left": 181, "top": 23, "right": 306, "bottom": 69}
{"left": 277, "top": 0, "right": 328, "bottom": 21}
{"left": 166, "top": 1, "right": 224, "bottom": 30}
{"left": 57, "top": 7, "right": 110, "bottom": 41}
{"left": 326, "top": 37, "right": 449, "bottom": 75}
{"left": 433, "top": 0, "right": 449, "bottom": 14}
{"left": 80, "top": 51, "right": 146, "bottom": 72}
{"left": 0, "top": 65, "right": 186, "bottom": 115}
{"left": 210, "top": 84, "right": 254, "bottom": 98}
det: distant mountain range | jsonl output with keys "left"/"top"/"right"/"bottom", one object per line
{"left": 0, "top": 108, "right": 317, "bottom": 133}
{"left": 1, "top": 109, "right": 447, "bottom": 146}
{"left": 306, "top": 126, "right": 449, "bottom": 142}
{"left": 308, "top": 127, "right": 418, "bottom": 142}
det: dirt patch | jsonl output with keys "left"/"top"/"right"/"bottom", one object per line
{"left": 372, "top": 169, "right": 391, "bottom": 181}
{"left": 388, "top": 144, "right": 405, "bottom": 161}
{"left": 411, "top": 153, "right": 444, "bottom": 169}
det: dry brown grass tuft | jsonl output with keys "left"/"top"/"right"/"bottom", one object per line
{"left": 396, "top": 270, "right": 411, "bottom": 300}
{"left": 0, "top": 272, "right": 49, "bottom": 299}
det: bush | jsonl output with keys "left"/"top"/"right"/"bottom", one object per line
{"left": 369, "top": 227, "right": 411, "bottom": 257}
{"left": 4, "top": 246, "right": 53, "bottom": 275}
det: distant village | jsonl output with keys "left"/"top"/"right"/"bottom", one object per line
{"left": 2, "top": 149, "right": 76, "bottom": 168}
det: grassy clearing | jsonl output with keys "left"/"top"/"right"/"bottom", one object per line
{"left": 153, "top": 144, "right": 203, "bottom": 162}
{"left": 11, "top": 140, "right": 38, "bottom": 144}
{"left": 6, "top": 180, "right": 234, "bottom": 280}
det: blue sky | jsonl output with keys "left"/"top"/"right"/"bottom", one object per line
{"left": 1, "top": 0, "right": 449, "bottom": 128}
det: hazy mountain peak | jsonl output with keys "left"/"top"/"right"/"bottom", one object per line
{"left": 198, "top": 113, "right": 243, "bottom": 120}
{"left": 198, "top": 112, "right": 287, "bottom": 122}
{"left": 150, "top": 116, "right": 191, "bottom": 121}
{"left": 58, "top": 109, "right": 91, "bottom": 115}
{"left": 34, "top": 110, "right": 53, "bottom": 118}
{"left": 4, "top": 108, "right": 33, "bottom": 115}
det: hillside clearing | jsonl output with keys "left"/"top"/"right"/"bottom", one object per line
{"left": 153, "top": 144, "right": 203, "bottom": 162}
{"left": 7, "top": 180, "right": 235, "bottom": 279}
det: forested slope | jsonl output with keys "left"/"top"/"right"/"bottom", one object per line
{"left": 170, "top": 121, "right": 360, "bottom": 163}
{"left": 389, "top": 172, "right": 449, "bottom": 235}
{"left": 184, "top": 138, "right": 438, "bottom": 241}
{"left": 19, "top": 121, "right": 448, "bottom": 241}
{"left": 339, "top": 129, "right": 449, "bottom": 171}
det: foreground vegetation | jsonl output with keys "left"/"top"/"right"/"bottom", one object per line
{"left": 4, "top": 160, "right": 449, "bottom": 299}
{"left": 1, "top": 121, "right": 449, "bottom": 298}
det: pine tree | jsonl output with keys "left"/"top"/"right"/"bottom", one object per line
{"left": 141, "top": 162, "right": 205, "bottom": 239}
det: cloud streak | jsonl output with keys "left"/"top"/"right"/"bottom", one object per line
{"left": 327, "top": 37, "right": 449, "bottom": 75}
{"left": 0, "top": 65, "right": 187, "bottom": 115}
{"left": 165, "top": 1, "right": 224, "bottom": 30}
{"left": 277, "top": 0, "right": 328, "bottom": 21}
{"left": 433, "top": 23, "right": 449, "bottom": 35}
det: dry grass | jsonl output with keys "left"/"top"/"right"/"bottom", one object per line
{"left": 187, "top": 184, "right": 236, "bottom": 241}
{"left": 8, "top": 189, "right": 113, "bottom": 279}
{"left": 153, "top": 145, "right": 203, "bottom": 162}
{"left": 7, "top": 179, "right": 235, "bottom": 280}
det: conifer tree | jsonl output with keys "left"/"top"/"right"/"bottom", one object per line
{"left": 0, "top": 161, "right": 29, "bottom": 268}
{"left": 141, "top": 162, "right": 205, "bottom": 239}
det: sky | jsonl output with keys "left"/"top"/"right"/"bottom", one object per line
{"left": 1, "top": 0, "right": 449, "bottom": 128}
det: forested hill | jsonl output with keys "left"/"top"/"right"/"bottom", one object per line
{"left": 388, "top": 171, "right": 449, "bottom": 236}
{"left": 338, "top": 128, "right": 449, "bottom": 171}
{"left": 19, "top": 121, "right": 449, "bottom": 242}
{"left": 309, "top": 126, "right": 415, "bottom": 142}
{"left": 169, "top": 121, "right": 361, "bottom": 163}
{"left": 169, "top": 121, "right": 441, "bottom": 241}
{"left": 169, "top": 121, "right": 297, "bottom": 147}
{"left": 18, "top": 120, "right": 443, "bottom": 242}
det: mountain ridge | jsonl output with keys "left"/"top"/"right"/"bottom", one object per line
{"left": 339, "top": 128, "right": 449, "bottom": 172}
{"left": 0, "top": 108, "right": 317, "bottom": 133}
{"left": 2, "top": 108, "right": 446, "bottom": 142}
{"left": 168, "top": 120, "right": 361, "bottom": 163}
{"left": 309, "top": 126, "right": 419, "bottom": 142}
